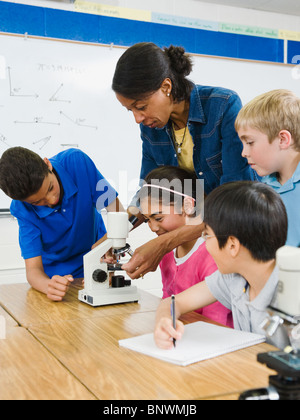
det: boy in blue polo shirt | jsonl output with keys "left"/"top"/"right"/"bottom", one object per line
{"left": 235, "top": 89, "right": 300, "bottom": 247}
{"left": 0, "top": 147, "right": 122, "bottom": 301}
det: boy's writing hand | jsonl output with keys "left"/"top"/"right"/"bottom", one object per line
{"left": 154, "top": 317, "right": 184, "bottom": 350}
{"left": 47, "top": 275, "right": 74, "bottom": 302}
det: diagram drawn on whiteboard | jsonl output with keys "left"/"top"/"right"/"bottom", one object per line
{"left": 49, "top": 83, "right": 71, "bottom": 104}
{"left": 14, "top": 117, "right": 60, "bottom": 126}
{"left": 0, "top": 34, "right": 143, "bottom": 211}
{"left": 33, "top": 136, "right": 52, "bottom": 150}
{"left": 60, "top": 111, "right": 98, "bottom": 130}
{"left": 7, "top": 66, "right": 39, "bottom": 99}
{"left": 0, "top": 133, "right": 10, "bottom": 147}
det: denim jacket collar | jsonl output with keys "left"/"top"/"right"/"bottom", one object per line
{"left": 139, "top": 84, "right": 256, "bottom": 196}
{"left": 188, "top": 84, "right": 206, "bottom": 124}
{"left": 161, "top": 84, "right": 206, "bottom": 131}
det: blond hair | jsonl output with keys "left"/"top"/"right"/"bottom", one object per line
{"left": 235, "top": 89, "right": 300, "bottom": 151}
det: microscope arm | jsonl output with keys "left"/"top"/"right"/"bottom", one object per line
{"left": 79, "top": 212, "right": 139, "bottom": 307}
{"left": 83, "top": 239, "right": 113, "bottom": 295}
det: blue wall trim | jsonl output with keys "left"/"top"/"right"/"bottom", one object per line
{"left": 288, "top": 40, "right": 300, "bottom": 64}
{"left": 0, "top": 1, "right": 296, "bottom": 64}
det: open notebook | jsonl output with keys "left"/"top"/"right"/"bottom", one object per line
{"left": 119, "top": 321, "right": 265, "bottom": 366}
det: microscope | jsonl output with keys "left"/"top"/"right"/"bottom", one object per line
{"left": 78, "top": 212, "right": 139, "bottom": 307}
{"left": 239, "top": 246, "right": 300, "bottom": 400}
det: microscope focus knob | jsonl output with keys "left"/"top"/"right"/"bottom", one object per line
{"left": 92, "top": 269, "right": 107, "bottom": 283}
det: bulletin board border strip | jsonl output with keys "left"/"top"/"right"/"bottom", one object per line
{"left": 0, "top": 30, "right": 296, "bottom": 69}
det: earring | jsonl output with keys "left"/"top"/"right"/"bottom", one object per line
{"left": 167, "top": 93, "right": 170, "bottom": 97}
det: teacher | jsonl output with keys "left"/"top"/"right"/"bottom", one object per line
{"left": 112, "top": 42, "right": 257, "bottom": 278}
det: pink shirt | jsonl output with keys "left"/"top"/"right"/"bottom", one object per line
{"left": 159, "top": 238, "right": 233, "bottom": 328}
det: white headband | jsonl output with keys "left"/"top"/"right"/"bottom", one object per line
{"left": 142, "top": 184, "right": 195, "bottom": 201}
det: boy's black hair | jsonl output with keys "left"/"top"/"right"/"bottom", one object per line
{"left": 0, "top": 147, "right": 50, "bottom": 200}
{"left": 204, "top": 181, "right": 287, "bottom": 262}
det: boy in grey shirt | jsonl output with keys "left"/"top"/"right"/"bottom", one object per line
{"left": 205, "top": 269, "right": 278, "bottom": 335}
{"left": 154, "top": 181, "right": 287, "bottom": 349}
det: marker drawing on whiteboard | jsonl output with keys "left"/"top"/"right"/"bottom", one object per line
{"left": 60, "top": 111, "right": 98, "bottom": 130}
{"left": 7, "top": 66, "right": 38, "bottom": 98}
{"left": 49, "top": 83, "right": 71, "bottom": 104}
{"left": 33, "top": 136, "right": 52, "bottom": 150}
{"left": 0, "top": 133, "right": 10, "bottom": 147}
{"left": 14, "top": 117, "right": 60, "bottom": 126}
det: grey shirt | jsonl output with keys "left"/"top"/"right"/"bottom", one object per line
{"left": 206, "top": 266, "right": 278, "bottom": 335}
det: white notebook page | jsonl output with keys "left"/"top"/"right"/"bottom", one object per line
{"left": 119, "top": 321, "right": 265, "bottom": 366}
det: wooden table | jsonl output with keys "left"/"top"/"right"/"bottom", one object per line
{"left": 0, "top": 304, "right": 95, "bottom": 400}
{"left": 0, "top": 280, "right": 160, "bottom": 327}
{"left": 0, "top": 282, "right": 276, "bottom": 400}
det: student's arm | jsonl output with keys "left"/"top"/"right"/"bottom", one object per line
{"left": 106, "top": 197, "right": 125, "bottom": 213}
{"left": 154, "top": 280, "right": 216, "bottom": 349}
{"left": 123, "top": 222, "right": 205, "bottom": 279}
{"left": 25, "top": 256, "right": 74, "bottom": 302}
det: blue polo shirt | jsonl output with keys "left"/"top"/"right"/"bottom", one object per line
{"left": 10, "top": 149, "right": 118, "bottom": 278}
{"left": 262, "top": 162, "right": 300, "bottom": 247}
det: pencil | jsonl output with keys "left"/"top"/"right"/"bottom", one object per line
{"left": 171, "top": 295, "right": 176, "bottom": 348}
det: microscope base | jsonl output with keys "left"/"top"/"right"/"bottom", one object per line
{"left": 78, "top": 286, "right": 139, "bottom": 307}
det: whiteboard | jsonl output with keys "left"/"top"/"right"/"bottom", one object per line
{"left": 0, "top": 34, "right": 300, "bottom": 210}
{"left": 0, "top": 35, "right": 140, "bottom": 209}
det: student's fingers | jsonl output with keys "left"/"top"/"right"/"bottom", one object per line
{"left": 154, "top": 323, "right": 174, "bottom": 350}
{"left": 164, "top": 320, "right": 184, "bottom": 342}
{"left": 49, "top": 276, "right": 72, "bottom": 295}
{"left": 154, "top": 318, "right": 183, "bottom": 349}
{"left": 155, "top": 337, "right": 174, "bottom": 350}
{"left": 51, "top": 275, "right": 70, "bottom": 286}
{"left": 48, "top": 282, "right": 67, "bottom": 294}
{"left": 52, "top": 275, "right": 74, "bottom": 287}
{"left": 47, "top": 284, "right": 66, "bottom": 301}
{"left": 101, "top": 249, "right": 117, "bottom": 264}
{"left": 47, "top": 276, "right": 74, "bottom": 301}
{"left": 52, "top": 284, "right": 70, "bottom": 294}
{"left": 46, "top": 291, "right": 64, "bottom": 302}
{"left": 175, "top": 320, "right": 185, "bottom": 336}
{"left": 101, "top": 255, "right": 117, "bottom": 264}
{"left": 64, "top": 275, "right": 74, "bottom": 283}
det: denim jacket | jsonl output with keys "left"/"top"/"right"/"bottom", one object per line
{"left": 139, "top": 84, "right": 258, "bottom": 195}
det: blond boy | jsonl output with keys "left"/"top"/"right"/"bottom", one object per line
{"left": 235, "top": 89, "right": 300, "bottom": 247}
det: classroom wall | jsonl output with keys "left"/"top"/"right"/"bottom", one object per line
{"left": 0, "top": 216, "right": 26, "bottom": 285}
{"left": 2, "top": 0, "right": 300, "bottom": 64}
{"left": 9, "top": 0, "right": 300, "bottom": 33}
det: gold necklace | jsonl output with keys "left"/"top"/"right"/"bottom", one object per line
{"left": 172, "top": 123, "right": 187, "bottom": 155}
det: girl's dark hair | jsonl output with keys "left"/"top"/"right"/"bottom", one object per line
{"left": 112, "top": 43, "right": 194, "bottom": 102}
{"left": 204, "top": 181, "right": 288, "bottom": 262}
{"left": 138, "top": 166, "right": 204, "bottom": 217}
{"left": 0, "top": 147, "right": 50, "bottom": 200}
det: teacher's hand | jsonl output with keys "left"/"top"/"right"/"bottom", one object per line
{"left": 122, "top": 235, "right": 168, "bottom": 279}
{"left": 122, "top": 222, "right": 204, "bottom": 279}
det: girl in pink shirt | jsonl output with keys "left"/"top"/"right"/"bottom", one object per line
{"left": 138, "top": 166, "right": 233, "bottom": 328}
